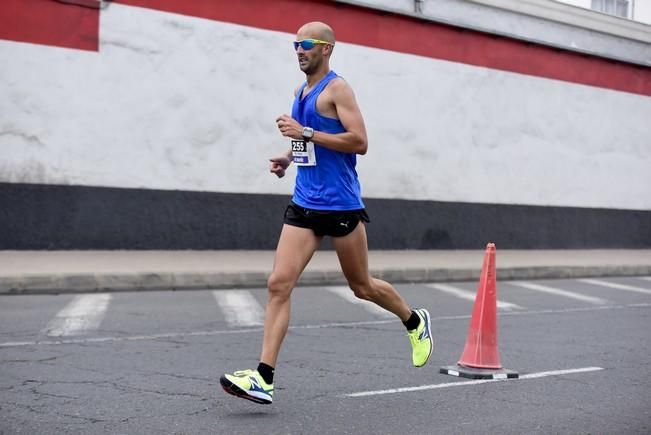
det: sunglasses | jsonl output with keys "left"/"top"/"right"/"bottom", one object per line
{"left": 293, "top": 39, "right": 332, "bottom": 51}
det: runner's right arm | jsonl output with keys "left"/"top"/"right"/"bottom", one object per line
{"left": 270, "top": 84, "right": 303, "bottom": 178}
{"left": 269, "top": 150, "right": 292, "bottom": 178}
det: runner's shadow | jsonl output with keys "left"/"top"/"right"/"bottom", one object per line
{"left": 224, "top": 410, "right": 277, "bottom": 417}
{"left": 218, "top": 399, "right": 280, "bottom": 418}
{"left": 220, "top": 409, "right": 280, "bottom": 420}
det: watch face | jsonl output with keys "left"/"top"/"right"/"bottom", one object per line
{"left": 303, "top": 127, "right": 314, "bottom": 138}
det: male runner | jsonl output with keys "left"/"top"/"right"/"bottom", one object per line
{"left": 220, "top": 21, "right": 433, "bottom": 405}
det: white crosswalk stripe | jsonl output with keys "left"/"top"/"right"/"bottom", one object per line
{"left": 43, "top": 293, "right": 112, "bottom": 337}
{"left": 31, "top": 278, "right": 651, "bottom": 338}
{"left": 508, "top": 281, "right": 608, "bottom": 305}
{"left": 426, "top": 283, "right": 523, "bottom": 311}
{"left": 212, "top": 290, "right": 264, "bottom": 327}
{"left": 578, "top": 279, "right": 651, "bottom": 295}
{"left": 324, "top": 286, "right": 394, "bottom": 318}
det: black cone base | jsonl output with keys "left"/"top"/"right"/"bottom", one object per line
{"left": 440, "top": 365, "right": 519, "bottom": 379}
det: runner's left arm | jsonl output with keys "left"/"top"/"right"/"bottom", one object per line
{"left": 275, "top": 80, "right": 368, "bottom": 155}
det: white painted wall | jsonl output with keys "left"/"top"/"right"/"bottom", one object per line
{"left": 554, "top": 0, "right": 589, "bottom": 7}
{"left": 1, "top": 4, "right": 650, "bottom": 210}
{"left": 554, "top": 0, "right": 651, "bottom": 24}
{"left": 634, "top": 0, "right": 651, "bottom": 24}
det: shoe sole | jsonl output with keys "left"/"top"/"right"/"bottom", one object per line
{"left": 220, "top": 376, "right": 272, "bottom": 405}
{"left": 415, "top": 308, "right": 434, "bottom": 368}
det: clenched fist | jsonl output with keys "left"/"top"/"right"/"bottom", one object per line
{"left": 276, "top": 114, "right": 303, "bottom": 140}
{"left": 269, "top": 155, "right": 291, "bottom": 178}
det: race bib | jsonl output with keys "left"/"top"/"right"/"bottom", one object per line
{"left": 291, "top": 139, "right": 317, "bottom": 166}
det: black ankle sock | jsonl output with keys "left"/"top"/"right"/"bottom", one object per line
{"left": 257, "top": 362, "right": 275, "bottom": 384}
{"left": 403, "top": 310, "right": 420, "bottom": 331}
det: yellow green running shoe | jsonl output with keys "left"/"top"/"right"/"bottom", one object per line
{"left": 407, "top": 308, "right": 434, "bottom": 367}
{"left": 220, "top": 369, "right": 274, "bottom": 404}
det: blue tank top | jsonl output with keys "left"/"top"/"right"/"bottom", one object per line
{"left": 291, "top": 70, "right": 364, "bottom": 211}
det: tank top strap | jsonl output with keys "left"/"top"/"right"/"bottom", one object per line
{"left": 311, "top": 70, "right": 338, "bottom": 96}
{"left": 296, "top": 81, "right": 308, "bottom": 98}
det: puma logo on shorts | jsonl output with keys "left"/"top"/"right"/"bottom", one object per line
{"left": 283, "top": 203, "right": 370, "bottom": 237}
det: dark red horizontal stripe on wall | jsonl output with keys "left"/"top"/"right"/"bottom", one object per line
{"left": 114, "top": 0, "right": 651, "bottom": 96}
{"left": 0, "top": 0, "right": 99, "bottom": 51}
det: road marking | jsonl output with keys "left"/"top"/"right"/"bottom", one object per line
{"left": 212, "top": 290, "right": 264, "bottom": 326}
{"left": 579, "top": 278, "right": 651, "bottom": 295}
{"left": 426, "top": 283, "right": 522, "bottom": 311}
{"left": 638, "top": 277, "right": 651, "bottom": 282}
{"left": 3, "top": 303, "right": 650, "bottom": 348}
{"left": 43, "top": 294, "right": 112, "bottom": 337}
{"left": 324, "top": 286, "right": 394, "bottom": 318}
{"left": 508, "top": 281, "right": 608, "bottom": 305}
{"left": 344, "top": 367, "right": 604, "bottom": 398}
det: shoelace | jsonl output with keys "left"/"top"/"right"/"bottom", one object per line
{"left": 407, "top": 329, "right": 420, "bottom": 346}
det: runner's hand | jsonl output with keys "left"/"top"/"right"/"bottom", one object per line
{"left": 276, "top": 114, "right": 303, "bottom": 140}
{"left": 270, "top": 155, "right": 291, "bottom": 178}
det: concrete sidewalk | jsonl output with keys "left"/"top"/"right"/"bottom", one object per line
{"left": 1, "top": 249, "right": 651, "bottom": 295}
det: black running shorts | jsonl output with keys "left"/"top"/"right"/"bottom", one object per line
{"left": 283, "top": 202, "right": 370, "bottom": 237}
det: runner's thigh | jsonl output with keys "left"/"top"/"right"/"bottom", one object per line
{"left": 333, "top": 223, "right": 370, "bottom": 286}
{"left": 271, "top": 224, "right": 322, "bottom": 286}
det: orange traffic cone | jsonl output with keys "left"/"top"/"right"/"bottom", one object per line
{"left": 440, "top": 243, "right": 519, "bottom": 379}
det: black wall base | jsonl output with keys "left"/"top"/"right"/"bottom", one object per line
{"left": 1, "top": 183, "right": 649, "bottom": 249}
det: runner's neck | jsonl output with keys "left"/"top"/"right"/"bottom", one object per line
{"left": 305, "top": 67, "right": 331, "bottom": 88}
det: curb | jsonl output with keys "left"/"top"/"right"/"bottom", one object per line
{"left": 1, "top": 265, "right": 650, "bottom": 295}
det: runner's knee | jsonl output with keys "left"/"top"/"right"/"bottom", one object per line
{"left": 349, "top": 281, "right": 374, "bottom": 301}
{"left": 267, "top": 273, "right": 294, "bottom": 301}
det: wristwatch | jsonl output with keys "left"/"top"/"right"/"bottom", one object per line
{"left": 302, "top": 126, "right": 314, "bottom": 141}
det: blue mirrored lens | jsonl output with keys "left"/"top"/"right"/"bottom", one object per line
{"left": 293, "top": 40, "right": 316, "bottom": 50}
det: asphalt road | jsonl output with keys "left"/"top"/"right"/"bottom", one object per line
{"left": 2, "top": 277, "right": 651, "bottom": 434}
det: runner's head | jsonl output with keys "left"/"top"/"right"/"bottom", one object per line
{"left": 294, "top": 22, "right": 335, "bottom": 74}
